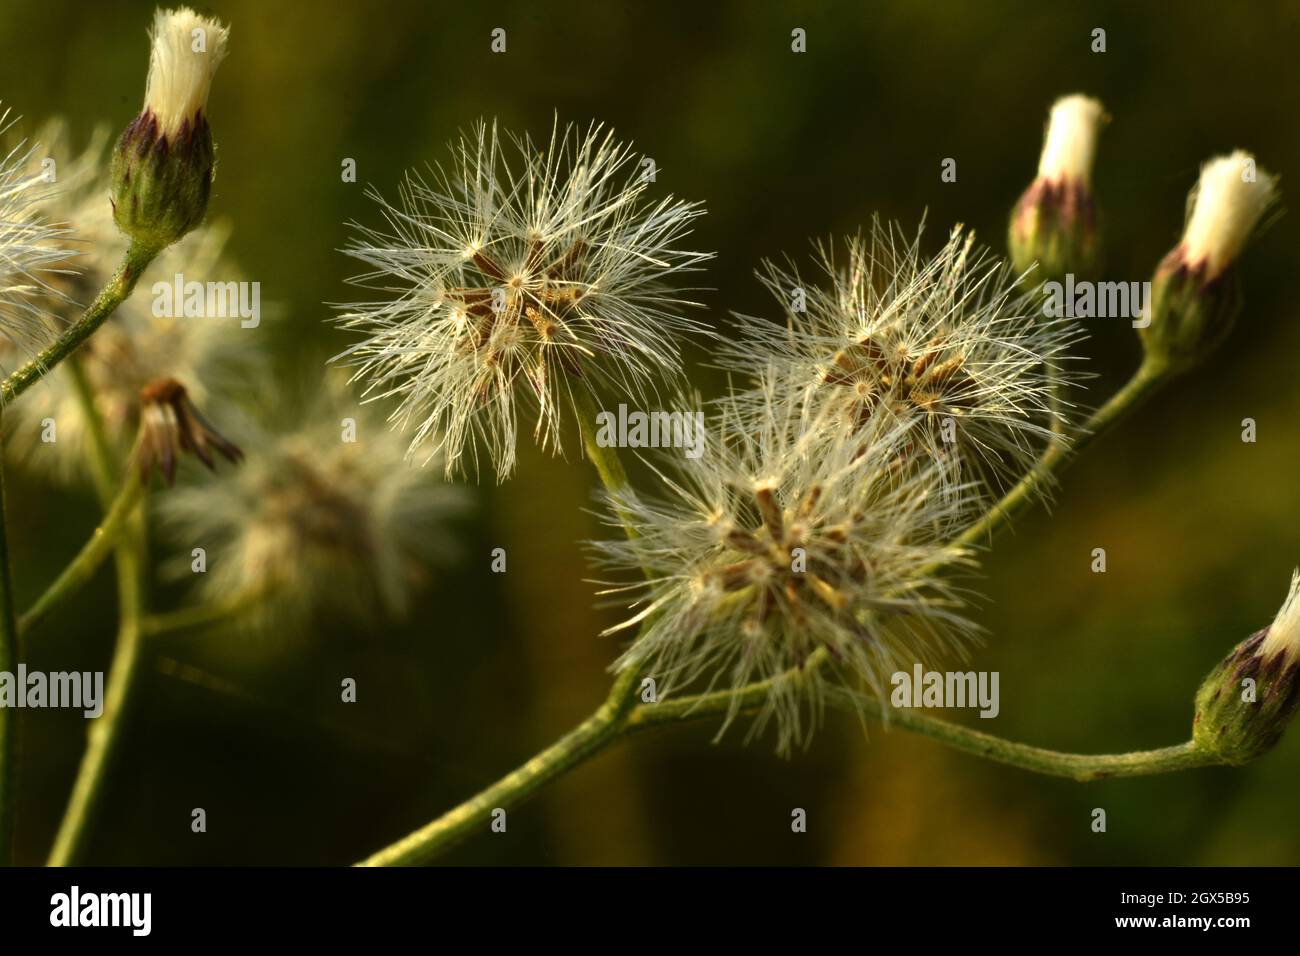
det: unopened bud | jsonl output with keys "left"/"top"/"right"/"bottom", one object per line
{"left": 1139, "top": 151, "right": 1276, "bottom": 373}
{"left": 1009, "top": 95, "right": 1106, "bottom": 282}
{"left": 110, "top": 8, "right": 230, "bottom": 252}
{"left": 1193, "top": 570, "right": 1300, "bottom": 765}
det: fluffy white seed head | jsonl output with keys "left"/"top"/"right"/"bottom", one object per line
{"left": 724, "top": 219, "right": 1079, "bottom": 518}
{"left": 1260, "top": 570, "right": 1300, "bottom": 669}
{"left": 0, "top": 110, "right": 73, "bottom": 371}
{"left": 590, "top": 383, "right": 977, "bottom": 753}
{"left": 334, "top": 119, "right": 711, "bottom": 480}
{"left": 143, "top": 7, "right": 229, "bottom": 138}
{"left": 1180, "top": 151, "right": 1277, "bottom": 279}
{"left": 1036, "top": 94, "right": 1105, "bottom": 186}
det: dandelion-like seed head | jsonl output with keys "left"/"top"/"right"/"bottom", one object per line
{"left": 159, "top": 378, "right": 470, "bottom": 632}
{"left": 334, "top": 119, "right": 711, "bottom": 479}
{"left": 590, "top": 384, "right": 976, "bottom": 752}
{"left": 726, "top": 220, "right": 1078, "bottom": 515}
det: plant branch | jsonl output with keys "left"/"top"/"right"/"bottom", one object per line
{"left": 0, "top": 416, "right": 20, "bottom": 864}
{"left": 19, "top": 471, "right": 143, "bottom": 637}
{"left": 1, "top": 242, "right": 158, "bottom": 405}
{"left": 357, "top": 666, "right": 642, "bottom": 866}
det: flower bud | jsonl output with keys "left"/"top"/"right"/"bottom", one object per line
{"left": 111, "top": 8, "right": 229, "bottom": 252}
{"left": 1193, "top": 571, "right": 1300, "bottom": 765}
{"left": 1009, "top": 95, "right": 1106, "bottom": 281}
{"left": 1139, "top": 151, "right": 1276, "bottom": 373}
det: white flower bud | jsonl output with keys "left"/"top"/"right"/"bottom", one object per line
{"left": 144, "top": 7, "right": 230, "bottom": 139}
{"left": 1181, "top": 151, "right": 1277, "bottom": 279}
{"left": 1036, "top": 94, "right": 1106, "bottom": 187}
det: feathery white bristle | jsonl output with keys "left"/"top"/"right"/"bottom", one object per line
{"left": 1037, "top": 94, "right": 1105, "bottom": 186}
{"left": 143, "top": 7, "right": 229, "bottom": 137}
{"left": 1181, "top": 150, "right": 1276, "bottom": 278}
{"left": 1260, "top": 570, "right": 1300, "bottom": 668}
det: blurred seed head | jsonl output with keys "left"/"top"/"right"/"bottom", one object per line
{"left": 589, "top": 383, "right": 976, "bottom": 753}
{"left": 333, "top": 118, "right": 711, "bottom": 480}
{"left": 4, "top": 119, "right": 261, "bottom": 484}
{"left": 725, "top": 220, "right": 1079, "bottom": 520}
{"left": 158, "top": 377, "right": 470, "bottom": 633}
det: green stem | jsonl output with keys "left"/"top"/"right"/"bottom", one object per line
{"left": 45, "top": 345, "right": 151, "bottom": 866}
{"left": 140, "top": 588, "right": 266, "bottom": 638}
{"left": 357, "top": 666, "right": 642, "bottom": 866}
{"left": 626, "top": 686, "right": 1214, "bottom": 782}
{"left": 957, "top": 357, "right": 1170, "bottom": 549}
{"left": 0, "top": 416, "right": 19, "bottom": 864}
{"left": 1, "top": 243, "right": 158, "bottom": 406}
{"left": 19, "top": 472, "right": 143, "bottom": 637}
{"left": 571, "top": 387, "right": 631, "bottom": 494}
{"left": 46, "top": 515, "right": 146, "bottom": 867}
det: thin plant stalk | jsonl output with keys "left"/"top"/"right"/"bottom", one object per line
{"left": 1, "top": 242, "right": 159, "bottom": 405}
{"left": 357, "top": 357, "right": 1185, "bottom": 866}
{"left": 20, "top": 471, "right": 143, "bottom": 637}
{"left": 0, "top": 417, "right": 19, "bottom": 865}
{"left": 45, "top": 357, "right": 150, "bottom": 866}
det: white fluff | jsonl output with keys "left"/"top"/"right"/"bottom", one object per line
{"left": 1181, "top": 151, "right": 1276, "bottom": 278}
{"left": 1037, "top": 94, "right": 1105, "bottom": 186}
{"left": 143, "top": 7, "right": 230, "bottom": 137}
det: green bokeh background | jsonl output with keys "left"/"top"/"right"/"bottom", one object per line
{"left": 2, "top": 0, "right": 1297, "bottom": 864}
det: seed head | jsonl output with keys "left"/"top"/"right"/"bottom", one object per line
{"left": 590, "top": 383, "right": 976, "bottom": 753}
{"left": 334, "top": 119, "right": 711, "bottom": 480}
{"left": 725, "top": 220, "right": 1078, "bottom": 518}
{"left": 158, "top": 377, "right": 469, "bottom": 631}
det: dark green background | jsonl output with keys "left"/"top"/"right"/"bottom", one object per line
{"left": 2, "top": 0, "right": 1297, "bottom": 864}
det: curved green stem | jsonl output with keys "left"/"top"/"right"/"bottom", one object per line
{"left": 957, "top": 356, "right": 1170, "bottom": 549}
{"left": 19, "top": 472, "right": 143, "bottom": 637}
{"left": 626, "top": 685, "right": 1214, "bottom": 782}
{"left": 1, "top": 242, "right": 158, "bottom": 405}
{"left": 357, "top": 666, "right": 642, "bottom": 866}
{"left": 0, "top": 417, "right": 19, "bottom": 864}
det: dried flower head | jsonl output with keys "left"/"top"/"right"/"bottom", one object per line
{"left": 589, "top": 383, "right": 976, "bottom": 752}
{"left": 136, "top": 377, "right": 242, "bottom": 485}
{"left": 0, "top": 109, "right": 72, "bottom": 371}
{"left": 334, "top": 119, "right": 711, "bottom": 479}
{"left": 4, "top": 120, "right": 260, "bottom": 482}
{"left": 112, "top": 7, "right": 230, "bottom": 251}
{"left": 158, "top": 378, "right": 469, "bottom": 631}
{"left": 725, "top": 220, "right": 1078, "bottom": 515}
